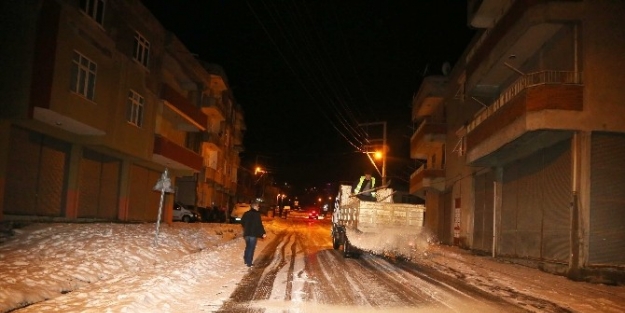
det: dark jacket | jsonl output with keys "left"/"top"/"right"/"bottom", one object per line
{"left": 241, "top": 209, "right": 266, "bottom": 237}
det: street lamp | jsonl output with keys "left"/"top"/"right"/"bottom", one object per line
{"left": 381, "top": 144, "right": 387, "bottom": 186}
{"left": 254, "top": 166, "right": 267, "bottom": 200}
{"left": 359, "top": 121, "right": 387, "bottom": 185}
{"left": 255, "top": 166, "right": 266, "bottom": 175}
{"left": 277, "top": 193, "right": 285, "bottom": 206}
{"left": 363, "top": 145, "right": 387, "bottom": 186}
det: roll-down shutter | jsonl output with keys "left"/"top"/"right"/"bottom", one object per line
{"left": 500, "top": 140, "right": 570, "bottom": 262}
{"left": 589, "top": 132, "right": 625, "bottom": 265}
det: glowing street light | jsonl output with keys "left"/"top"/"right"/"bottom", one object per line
{"left": 359, "top": 121, "right": 387, "bottom": 185}
{"left": 276, "top": 193, "right": 286, "bottom": 204}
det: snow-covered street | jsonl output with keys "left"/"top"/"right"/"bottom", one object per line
{"left": 1, "top": 217, "right": 624, "bottom": 312}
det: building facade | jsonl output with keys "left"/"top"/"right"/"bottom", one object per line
{"left": 0, "top": 0, "right": 245, "bottom": 223}
{"left": 411, "top": 0, "right": 625, "bottom": 281}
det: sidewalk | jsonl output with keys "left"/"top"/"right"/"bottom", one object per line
{"left": 413, "top": 245, "right": 625, "bottom": 312}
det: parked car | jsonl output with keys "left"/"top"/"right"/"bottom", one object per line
{"left": 230, "top": 203, "right": 251, "bottom": 223}
{"left": 198, "top": 206, "right": 227, "bottom": 223}
{"left": 172, "top": 202, "right": 201, "bottom": 223}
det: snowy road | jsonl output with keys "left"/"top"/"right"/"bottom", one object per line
{"left": 216, "top": 218, "right": 540, "bottom": 313}
{"left": 3, "top": 218, "right": 623, "bottom": 312}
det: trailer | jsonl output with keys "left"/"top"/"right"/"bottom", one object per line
{"left": 331, "top": 184, "right": 426, "bottom": 258}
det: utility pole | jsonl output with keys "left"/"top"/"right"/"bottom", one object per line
{"left": 382, "top": 121, "right": 386, "bottom": 185}
{"left": 253, "top": 153, "right": 271, "bottom": 201}
{"left": 358, "top": 121, "right": 387, "bottom": 185}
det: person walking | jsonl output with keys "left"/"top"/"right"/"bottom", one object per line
{"left": 241, "top": 201, "right": 266, "bottom": 267}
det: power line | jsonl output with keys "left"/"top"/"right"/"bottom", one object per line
{"left": 248, "top": 0, "right": 371, "bottom": 151}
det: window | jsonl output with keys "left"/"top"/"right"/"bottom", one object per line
{"left": 126, "top": 90, "right": 144, "bottom": 127}
{"left": 185, "top": 132, "right": 201, "bottom": 153}
{"left": 70, "top": 51, "right": 97, "bottom": 100}
{"left": 133, "top": 32, "right": 150, "bottom": 68}
{"left": 80, "top": 0, "right": 105, "bottom": 25}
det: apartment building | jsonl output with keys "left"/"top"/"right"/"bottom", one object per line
{"left": 410, "top": 76, "right": 449, "bottom": 239}
{"left": 0, "top": 0, "right": 245, "bottom": 222}
{"left": 174, "top": 62, "right": 246, "bottom": 211}
{"left": 411, "top": 0, "right": 625, "bottom": 281}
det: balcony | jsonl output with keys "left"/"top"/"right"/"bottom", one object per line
{"left": 152, "top": 135, "right": 202, "bottom": 172}
{"left": 33, "top": 107, "right": 106, "bottom": 136}
{"left": 201, "top": 96, "right": 226, "bottom": 120}
{"left": 204, "top": 166, "right": 237, "bottom": 191}
{"left": 161, "top": 84, "right": 207, "bottom": 131}
{"left": 465, "top": 0, "right": 580, "bottom": 96}
{"left": 412, "top": 76, "right": 447, "bottom": 120}
{"left": 410, "top": 120, "right": 447, "bottom": 159}
{"left": 466, "top": 71, "right": 583, "bottom": 166}
{"left": 204, "top": 167, "right": 217, "bottom": 185}
{"left": 409, "top": 164, "right": 445, "bottom": 197}
{"left": 214, "top": 172, "right": 225, "bottom": 190}
{"left": 467, "top": 0, "right": 513, "bottom": 29}
{"left": 202, "top": 131, "right": 222, "bottom": 150}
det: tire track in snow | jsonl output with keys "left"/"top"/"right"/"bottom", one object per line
{"left": 360, "top": 254, "right": 519, "bottom": 312}
{"left": 216, "top": 231, "right": 291, "bottom": 312}
{"left": 217, "top": 224, "right": 304, "bottom": 312}
{"left": 403, "top": 259, "right": 565, "bottom": 312}
{"left": 218, "top": 219, "right": 538, "bottom": 312}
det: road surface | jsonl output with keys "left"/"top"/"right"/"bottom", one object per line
{"left": 216, "top": 217, "right": 571, "bottom": 313}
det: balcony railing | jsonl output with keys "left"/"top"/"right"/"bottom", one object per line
{"left": 410, "top": 118, "right": 446, "bottom": 159}
{"left": 160, "top": 84, "right": 207, "bottom": 130}
{"left": 409, "top": 163, "right": 446, "bottom": 193}
{"left": 201, "top": 96, "right": 226, "bottom": 118}
{"left": 467, "top": 71, "right": 582, "bottom": 133}
{"left": 214, "top": 172, "right": 225, "bottom": 190}
{"left": 202, "top": 131, "right": 222, "bottom": 147}
{"left": 466, "top": 0, "right": 514, "bottom": 62}
{"left": 410, "top": 163, "right": 445, "bottom": 178}
{"left": 153, "top": 135, "right": 203, "bottom": 171}
{"left": 204, "top": 167, "right": 217, "bottom": 183}
{"left": 411, "top": 119, "right": 446, "bottom": 143}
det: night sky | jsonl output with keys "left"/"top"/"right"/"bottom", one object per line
{"left": 141, "top": 0, "right": 475, "bottom": 191}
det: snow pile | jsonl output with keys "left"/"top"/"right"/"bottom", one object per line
{"left": 0, "top": 222, "right": 244, "bottom": 313}
{"left": 346, "top": 226, "right": 437, "bottom": 259}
